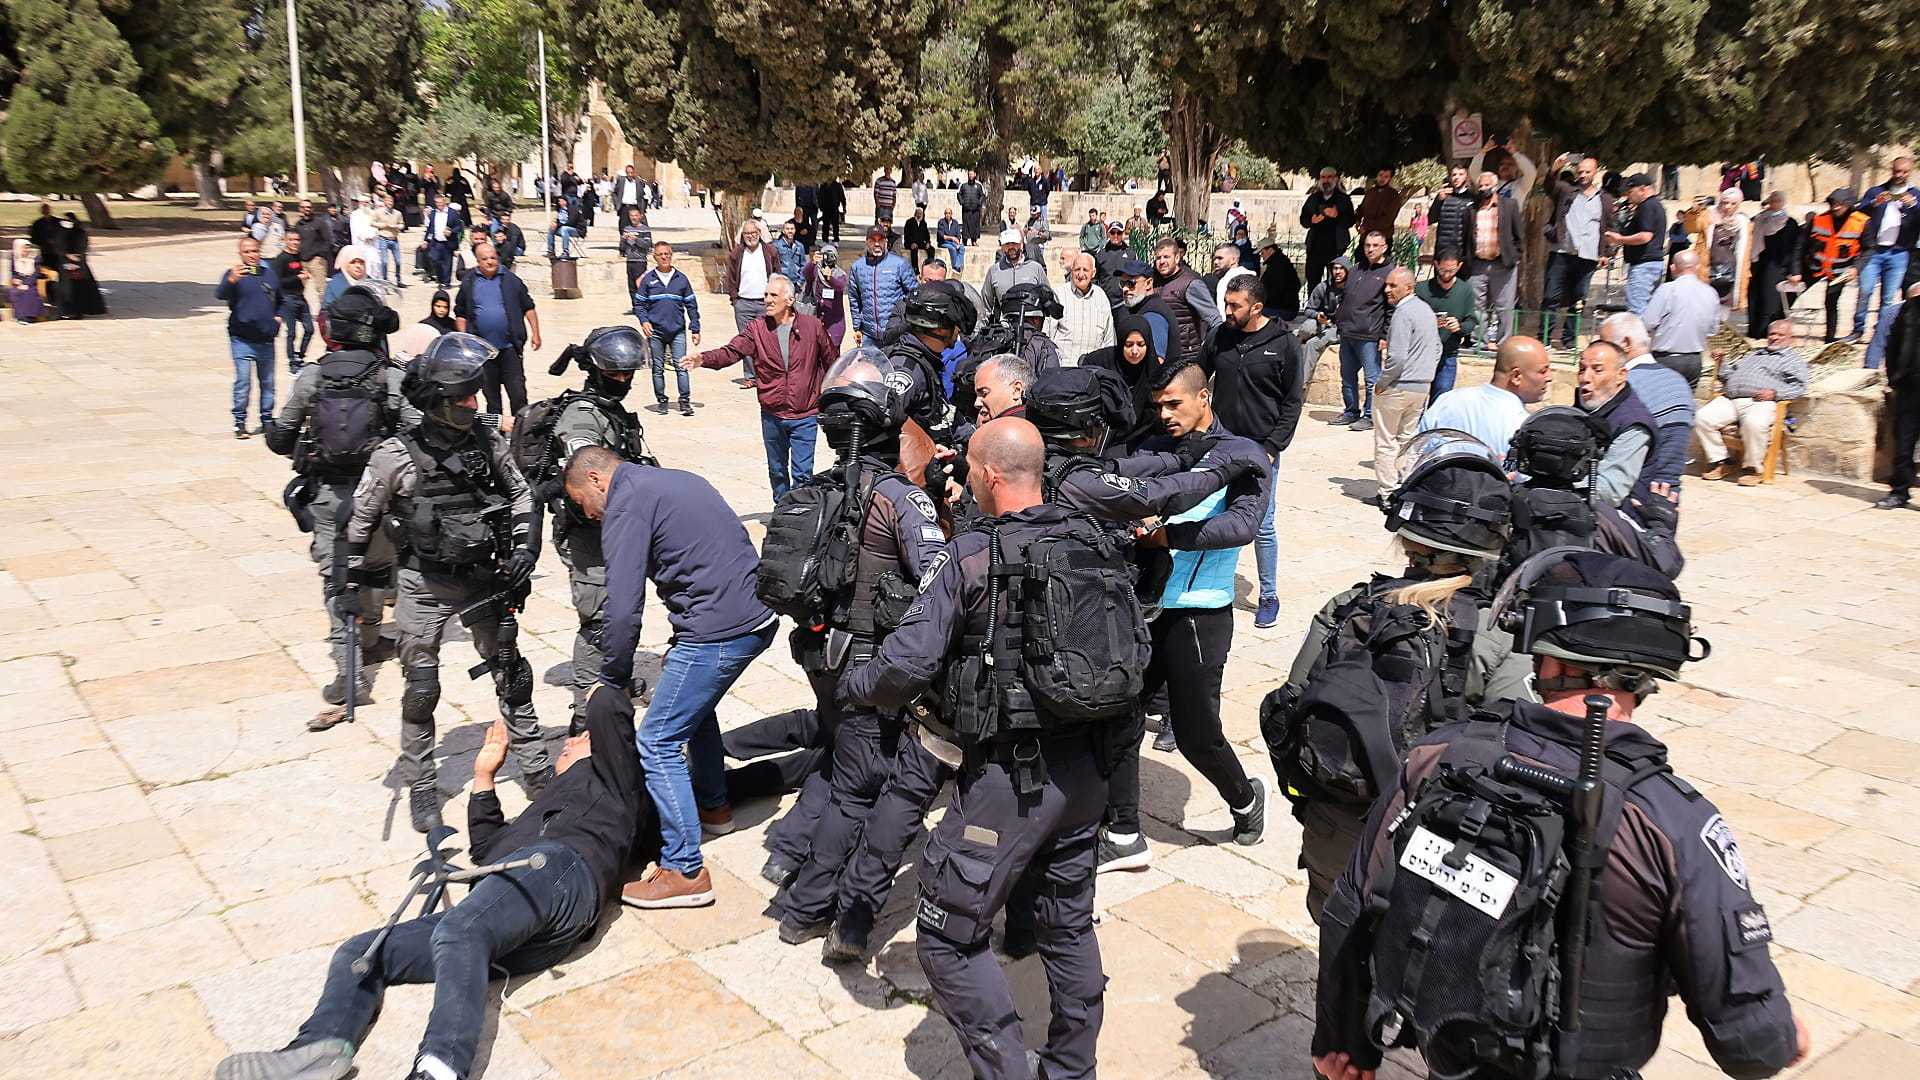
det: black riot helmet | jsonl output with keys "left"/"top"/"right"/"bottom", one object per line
{"left": 581, "top": 324, "right": 647, "bottom": 400}
{"left": 819, "top": 346, "right": 907, "bottom": 456}
{"left": 1026, "top": 366, "right": 1134, "bottom": 452}
{"left": 1506, "top": 406, "right": 1611, "bottom": 488}
{"left": 904, "top": 281, "right": 972, "bottom": 339}
{"left": 1489, "top": 547, "right": 1709, "bottom": 693}
{"left": 325, "top": 285, "right": 401, "bottom": 348}
{"left": 998, "top": 281, "right": 1064, "bottom": 323}
{"left": 403, "top": 332, "right": 494, "bottom": 431}
{"left": 1383, "top": 430, "right": 1514, "bottom": 561}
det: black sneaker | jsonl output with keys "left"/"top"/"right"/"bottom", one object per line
{"left": 680, "top": 401, "right": 695, "bottom": 417}
{"left": 1152, "top": 719, "right": 1177, "bottom": 753}
{"left": 234, "top": 424, "right": 251, "bottom": 440}
{"left": 1095, "top": 830, "right": 1151, "bottom": 873}
{"left": 1876, "top": 492, "right": 1911, "bottom": 510}
{"left": 760, "top": 855, "right": 798, "bottom": 889}
{"left": 214, "top": 1038, "right": 355, "bottom": 1080}
{"left": 824, "top": 913, "right": 871, "bottom": 963}
{"left": 778, "top": 913, "right": 831, "bottom": 945}
{"left": 1231, "top": 778, "right": 1267, "bottom": 846}
{"left": 1329, "top": 412, "right": 1359, "bottom": 426}
{"left": 408, "top": 776, "right": 443, "bottom": 834}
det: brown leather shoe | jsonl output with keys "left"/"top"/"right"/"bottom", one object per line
{"left": 1737, "top": 469, "right": 1763, "bottom": 487}
{"left": 1701, "top": 461, "right": 1730, "bottom": 481}
{"left": 620, "top": 866, "right": 715, "bottom": 909}
{"left": 699, "top": 803, "right": 736, "bottom": 836}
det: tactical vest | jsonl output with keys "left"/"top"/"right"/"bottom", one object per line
{"left": 887, "top": 338, "right": 952, "bottom": 439}
{"left": 395, "top": 430, "right": 509, "bottom": 570}
{"left": 836, "top": 472, "right": 918, "bottom": 644}
{"left": 548, "top": 392, "right": 651, "bottom": 535}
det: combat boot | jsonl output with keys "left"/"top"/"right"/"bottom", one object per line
{"left": 521, "top": 766, "right": 555, "bottom": 800}
{"left": 320, "top": 674, "right": 373, "bottom": 707}
{"left": 408, "top": 775, "right": 443, "bottom": 834}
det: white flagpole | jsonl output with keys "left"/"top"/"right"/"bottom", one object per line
{"left": 538, "top": 30, "right": 551, "bottom": 223}
{"left": 287, "top": 0, "right": 308, "bottom": 197}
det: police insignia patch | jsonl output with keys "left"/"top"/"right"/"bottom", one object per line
{"left": 884, "top": 370, "right": 913, "bottom": 395}
{"left": 1700, "top": 814, "right": 1749, "bottom": 891}
{"left": 1735, "top": 905, "right": 1772, "bottom": 947}
{"left": 905, "top": 487, "right": 939, "bottom": 522}
{"left": 1099, "top": 473, "right": 1134, "bottom": 491}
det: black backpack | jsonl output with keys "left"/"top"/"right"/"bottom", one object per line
{"left": 756, "top": 466, "right": 904, "bottom": 627}
{"left": 510, "top": 391, "right": 654, "bottom": 489}
{"left": 1354, "top": 716, "right": 1677, "bottom": 1080}
{"left": 985, "top": 514, "right": 1148, "bottom": 726}
{"left": 1506, "top": 487, "right": 1597, "bottom": 570}
{"left": 1261, "top": 578, "right": 1478, "bottom": 809}
{"left": 306, "top": 350, "right": 393, "bottom": 472}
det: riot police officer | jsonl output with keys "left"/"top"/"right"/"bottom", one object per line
{"left": 842, "top": 417, "right": 1149, "bottom": 1080}
{"left": 264, "top": 284, "right": 408, "bottom": 729}
{"left": 883, "top": 283, "right": 971, "bottom": 441}
{"left": 1312, "top": 549, "right": 1809, "bottom": 1080}
{"left": 527, "top": 325, "right": 655, "bottom": 732}
{"left": 764, "top": 350, "right": 948, "bottom": 944}
{"left": 345, "top": 332, "right": 551, "bottom": 833}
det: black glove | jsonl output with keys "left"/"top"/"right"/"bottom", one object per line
{"left": 533, "top": 476, "right": 566, "bottom": 506}
{"left": 1209, "top": 455, "right": 1266, "bottom": 486}
{"left": 1172, "top": 431, "right": 1219, "bottom": 471}
{"left": 1631, "top": 489, "right": 1679, "bottom": 532}
{"left": 504, "top": 546, "right": 538, "bottom": 588}
{"left": 330, "top": 587, "right": 361, "bottom": 620}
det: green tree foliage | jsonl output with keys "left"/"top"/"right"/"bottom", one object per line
{"left": 102, "top": 0, "right": 251, "bottom": 206}
{"left": 220, "top": 0, "right": 294, "bottom": 182}
{"left": 1060, "top": 42, "right": 1165, "bottom": 185}
{"left": 290, "top": 0, "right": 423, "bottom": 194}
{"left": 908, "top": 32, "right": 990, "bottom": 171}
{"left": 422, "top": 0, "right": 585, "bottom": 170}
{"left": 570, "top": 0, "right": 937, "bottom": 239}
{"left": 0, "top": 0, "right": 172, "bottom": 226}
{"left": 396, "top": 92, "right": 537, "bottom": 170}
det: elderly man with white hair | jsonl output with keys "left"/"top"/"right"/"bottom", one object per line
{"left": 1050, "top": 253, "right": 1115, "bottom": 365}
{"left": 1601, "top": 311, "right": 1696, "bottom": 498}
{"left": 1374, "top": 266, "right": 1440, "bottom": 494}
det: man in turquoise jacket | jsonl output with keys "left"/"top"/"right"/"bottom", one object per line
{"left": 1097, "top": 360, "right": 1273, "bottom": 873}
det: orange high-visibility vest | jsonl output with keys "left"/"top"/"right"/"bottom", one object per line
{"left": 1807, "top": 209, "right": 1869, "bottom": 280}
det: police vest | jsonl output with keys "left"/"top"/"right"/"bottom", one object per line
{"left": 395, "top": 430, "right": 510, "bottom": 569}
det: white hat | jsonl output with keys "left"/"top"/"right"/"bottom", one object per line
{"left": 355, "top": 193, "right": 372, "bottom": 203}
{"left": 999, "top": 227, "right": 1022, "bottom": 245}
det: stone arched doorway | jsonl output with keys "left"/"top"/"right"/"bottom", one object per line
{"left": 590, "top": 121, "right": 615, "bottom": 177}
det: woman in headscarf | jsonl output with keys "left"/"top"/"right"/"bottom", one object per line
{"left": 319, "top": 245, "right": 376, "bottom": 348}
{"left": 1747, "top": 191, "right": 1803, "bottom": 338}
{"left": 420, "top": 288, "right": 457, "bottom": 334}
{"left": 1078, "top": 311, "right": 1166, "bottom": 452}
{"left": 1683, "top": 187, "right": 1751, "bottom": 312}
{"left": 57, "top": 214, "right": 108, "bottom": 317}
{"left": 8, "top": 239, "right": 49, "bottom": 322}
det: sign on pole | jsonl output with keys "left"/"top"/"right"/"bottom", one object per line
{"left": 1450, "top": 113, "right": 1483, "bottom": 161}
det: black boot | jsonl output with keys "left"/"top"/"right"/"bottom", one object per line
{"left": 408, "top": 775, "right": 443, "bottom": 834}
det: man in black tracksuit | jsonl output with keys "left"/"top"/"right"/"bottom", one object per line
{"left": 1300, "top": 169, "right": 1357, "bottom": 290}
{"left": 843, "top": 417, "right": 1148, "bottom": 1080}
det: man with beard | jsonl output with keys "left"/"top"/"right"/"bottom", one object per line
{"left": 1300, "top": 167, "right": 1357, "bottom": 289}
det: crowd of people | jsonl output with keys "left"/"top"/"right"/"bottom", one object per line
{"left": 202, "top": 138, "right": 1831, "bottom": 1080}
{"left": 6, "top": 201, "right": 107, "bottom": 321}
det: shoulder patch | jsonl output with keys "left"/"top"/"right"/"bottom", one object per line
{"left": 914, "top": 550, "right": 951, "bottom": 596}
{"left": 904, "top": 486, "right": 939, "bottom": 523}
{"left": 1099, "top": 473, "right": 1136, "bottom": 491}
{"left": 884, "top": 370, "right": 914, "bottom": 395}
{"left": 1700, "top": 814, "right": 1749, "bottom": 891}
{"left": 1734, "top": 905, "right": 1772, "bottom": 948}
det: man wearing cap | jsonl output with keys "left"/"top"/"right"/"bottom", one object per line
{"left": 1605, "top": 173, "right": 1668, "bottom": 315}
{"left": 847, "top": 225, "right": 919, "bottom": 346}
{"left": 982, "top": 227, "right": 1049, "bottom": 324}
{"left": 1802, "top": 188, "right": 1870, "bottom": 343}
{"left": 1116, "top": 258, "right": 1180, "bottom": 362}
{"left": 1094, "top": 221, "right": 1132, "bottom": 302}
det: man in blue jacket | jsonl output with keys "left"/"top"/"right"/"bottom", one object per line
{"left": 847, "top": 226, "right": 918, "bottom": 346}
{"left": 565, "top": 446, "right": 779, "bottom": 910}
{"left": 217, "top": 235, "right": 282, "bottom": 440}
{"left": 1098, "top": 360, "right": 1272, "bottom": 874}
{"left": 634, "top": 241, "right": 702, "bottom": 415}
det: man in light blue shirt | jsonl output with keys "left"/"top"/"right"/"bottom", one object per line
{"left": 1419, "top": 334, "right": 1554, "bottom": 461}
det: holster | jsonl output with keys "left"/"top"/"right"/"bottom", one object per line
{"left": 283, "top": 474, "right": 318, "bottom": 533}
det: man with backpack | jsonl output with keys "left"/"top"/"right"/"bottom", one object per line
{"left": 842, "top": 417, "right": 1149, "bottom": 1080}
{"left": 1099, "top": 361, "right": 1273, "bottom": 873}
{"left": 264, "top": 285, "right": 408, "bottom": 729}
{"left": 513, "top": 326, "right": 656, "bottom": 734}
{"left": 756, "top": 352, "right": 950, "bottom": 954}
{"left": 1312, "top": 550, "right": 1808, "bottom": 1080}
{"left": 1263, "top": 433, "right": 1529, "bottom": 919}
{"left": 343, "top": 333, "right": 553, "bottom": 834}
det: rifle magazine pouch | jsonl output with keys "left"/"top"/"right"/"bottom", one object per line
{"left": 945, "top": 654, "right": 996, "bottom": 744}
{"left": 283, "top": 476, "right": 317, "bottom": 533}
{"left": 428, "top": 506, "right": 497, "bottom": 565}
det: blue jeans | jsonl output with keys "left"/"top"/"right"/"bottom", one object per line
{"left": 375, "top": 236, "right": 402, "bottom": 284}
{"left": 1867, "top": 301, "right": 1902, "bottom": 369}
{"left": 761, "top": 412, "right": 818, "bottom": 501}
{"left": 1430, "top": 352, "right": 1459, "bottom": 401}
{"left": 641, "top": 623, "right": 777, "bottom": 873}
{"left": 1853, "top": 248, "right": 1909, "bottom": 336}
{"left": 942, "top": 239, "right": 964, "bottom": 271}
{"left": 1338, "top": 336, "right": 1381, "bottom": 417}
{"left": 1253, "top": 452, "right": 1279, "bottom": 600}
{"left": 1625, "top": 261, "right": 1664, "bottom": 314}
{"left": 230, "top": 336, "right": 276, "bottom": 426}
{"left": 545, "top": 226, "right": 578, "bottom": 257}
{"left": 279, "top": 295, "right": 313, "bottom": 366}
{"left": 296, "top": 842, "right": 598, "bottom": 1079}
{"left": 649, "top": 328, "right": 691, "bottom": 403}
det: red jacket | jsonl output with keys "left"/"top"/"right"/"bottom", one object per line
{"left": 694, "top": 312, "right": 833, "bottom": 419}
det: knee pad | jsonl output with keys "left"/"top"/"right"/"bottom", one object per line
{"left": 494, "top": 656, "right": 534, "bottom": 707}
{"left": 401, "top": 668, "right": 441, "bottom": 723}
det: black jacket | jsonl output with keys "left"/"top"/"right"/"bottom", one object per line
{"left": 1299, "top": 189, "right": 1357, "bottom": 255}
{"left": 1334, "top": 257, "right": 1394, "bottom": 340}
{"left": 1431, "top": 190, "right": 1477, "bottom": 262}
{"left": 1888, "top": 299, "right": 1920, "bottom": 393}
{"left": 468, "top": 685, "right": 649, "bottom": 903}
{"left": 1201, "top": 316, "right": 1306, "bottom": 458}
{"left": 295, "top": 214, "right": 335, "bottom": 262}
{"left": 452, "top": 268, "right": 536, "bottom": 348}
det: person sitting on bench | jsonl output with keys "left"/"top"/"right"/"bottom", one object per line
{"left": 215, "top": 685, "right": 649, "bottom": 1080}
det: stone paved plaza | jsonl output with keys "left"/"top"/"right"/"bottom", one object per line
{"left": 1, "top": 210, "right": 1917, "bottom": 1078}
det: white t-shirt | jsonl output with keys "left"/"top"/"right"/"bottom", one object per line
{"left": 737, "top": 244, "right": 769, "bottom": 300}
{"left": 1878, "top": 185, "right": 1911, "bottom": 247}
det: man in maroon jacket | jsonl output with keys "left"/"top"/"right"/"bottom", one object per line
{"left": 685, "top": 274, "right": 835, "bottom": 501}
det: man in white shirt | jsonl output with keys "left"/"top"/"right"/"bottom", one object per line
{"left": 614, "top": 165, "right": 645, "bottom": 219}
{"left": 1419, "top": 335, "right": 1554, "bottom": 461}
{"left": 1049, "top": 253, "right": 1115, "bottom": 366}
